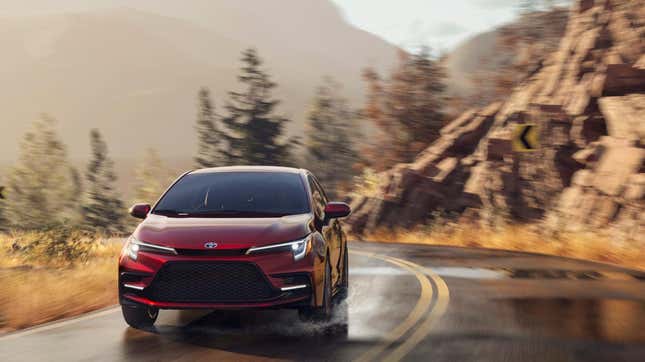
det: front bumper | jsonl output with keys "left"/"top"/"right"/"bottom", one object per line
{"left": 118, "top": 246, "right": 320, "bottom": 310}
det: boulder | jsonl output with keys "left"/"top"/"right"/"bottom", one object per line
{"left": 571, "top": 169, "right": 595, "bottom": 187}
{"left": 577, "top": 0, "right": 595, "bottom": 13}
{"left": 636, "top": 55, "right": 645, "bottom": 69}
{"left": 589, "top": 195, "right": 620, "bottom": 226}
{"left": 624, "top": 174, "right": 645, "bottom": 200}
{"left": 570, "top": 115, "right": 607, "bottom": 147}
{"left": 598, "top": 95, "right": 645, "bottom": 143}
{"left": 487, "top": 137, "right": 512, "bottom": 161}
{"left": 441, "top": 108, "right": 477, "bottom": 135}
{"left": 602, "top": 64, "right": 645, "bottom": 96}
{"left": 592, "top": 137, "right": 644, "bottom": 196}
{"left": 432, "top": 157, "right": 458, "bottom": 183}
{"left": 572, "top": 144, "right": 603, "bottom": 165}
{"left": 348, "top": 0, "right": 645, "bottom": 235}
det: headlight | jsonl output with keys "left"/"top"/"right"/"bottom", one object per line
{"left": 126, "top": 240, "right": 140, "bottom": 260}
{"left": 246, "top": 235, "right": 312, "bottom": 262}
{"left": 125, "top": 236, "right": 177, "bottom": 261}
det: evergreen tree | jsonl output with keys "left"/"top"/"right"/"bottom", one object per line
{"left": 5, "top": 117, "right": 78, "bottom": 229}
{"left": 0, "top": 185, "right": 7, "bottom": 232}
{"left": 132, "top": 148, "right": 172, "bottom": 205}
{"left": 221, "top": 48, "right": 295, "bottom": 165}
{"left": 194, "top": 87, "right": 222, "bottom": 168}
{"left": 305, "top": 78, "right": 361, "bottom": 197}
{"left": 68, "top": 166, "right": 84, "bottom": 225}
{"left": 82, "top": 129, "right": 124, "bottom": 233}
{"left": 363, "top": 47, "right": 446, "bottom": 169}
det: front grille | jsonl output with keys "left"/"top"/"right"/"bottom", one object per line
{"left": 146, "top": 262, "right": 276, "bottom": 303}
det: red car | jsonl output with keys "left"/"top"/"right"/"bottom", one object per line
{"left": 119, "top": 166, "right": 351, "bottom": 328}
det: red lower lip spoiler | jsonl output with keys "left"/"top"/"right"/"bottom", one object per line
{"left": 123, "top": 294, "right": 308, "bottom": 309}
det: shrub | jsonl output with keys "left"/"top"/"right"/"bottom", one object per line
{"left": 8, "top": 225, "right": 97, "bottom": 265}
{"left": 351, "top": 167, "right": 386, "bottom": 199}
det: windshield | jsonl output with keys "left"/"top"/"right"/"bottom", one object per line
{"left": 152, "top": 171, "right": 309, "bottom": 217}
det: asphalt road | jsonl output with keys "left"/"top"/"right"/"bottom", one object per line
{"left": 1, "top": 241, "right": 645, "bottom": 361}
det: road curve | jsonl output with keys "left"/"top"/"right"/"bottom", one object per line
{"left": 1, "top": 241, "right": 645, "bottom": 361}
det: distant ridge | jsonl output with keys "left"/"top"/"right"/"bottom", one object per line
{"left": 0, "top": 0, "right": 399, "bottom": 162}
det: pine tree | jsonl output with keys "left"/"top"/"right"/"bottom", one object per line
{"left": 132, "top": 148, "right": 172, "bottom": 205}
{"left": 221, "top": 48, "right": 295, "bottom": 165}
{"left": 68, "top": 166, "right": 84, "bottom": 225}
{"left": 5, "top": 117, "right": 78, "bottom": 229}
{"left": 362, "top": 47, "right": 446, "bottom": 169}
{"left": 0, "top": 185, "right": 7, "bottom": 232}
{"left": 305, "top": 78, "right": 361, "bottom": 197}
{"left": 194, "top": 87, "right": 222, "bottom": 168}
{"left": 82, "top": 129, "right": 124, "bottom": 234}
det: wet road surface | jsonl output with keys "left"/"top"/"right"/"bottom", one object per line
{"left": 1, "top": 241, "right": 645, "bottom": 361}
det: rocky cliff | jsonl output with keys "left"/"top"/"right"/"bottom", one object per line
{"left": 349, "top": 0, "right": 644, "bottom": 236}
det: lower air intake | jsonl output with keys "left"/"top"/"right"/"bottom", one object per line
{"left": 147, "top": 261, "right": 276, "bottom": 303}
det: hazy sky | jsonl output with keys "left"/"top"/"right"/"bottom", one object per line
{"left": 330, "top": 0, "right": 572, "bottom": 52}
{"left": 0, "top": 0, "right": 568, "bottom": 52}
{"left": 330, "top": 0, "right": 522, "bottom": 52}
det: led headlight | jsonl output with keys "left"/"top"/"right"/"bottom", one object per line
{"left": 125, "top": 236, "right": 177, "bottom": 261}
{"left": 290, "top": 238, "right": 308, "bottom": 261}
{"left": 127, "top": 241, "right": 140, "bottom": 261}
{"left": 246, "top": 235, "right": 312, "bottom": 262}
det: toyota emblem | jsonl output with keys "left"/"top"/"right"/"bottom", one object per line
{"left": 204, "top": 242, "right": 218, "bottom": 249}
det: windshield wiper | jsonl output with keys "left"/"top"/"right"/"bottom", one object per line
{"left": 189, "top": 210, "right": 290, "bottom": 217}
{"left": 152, "top": 209, "right": 191, "bottom": 217}
{"left": 153, "top": 209, "right": 291, "bottom": 218}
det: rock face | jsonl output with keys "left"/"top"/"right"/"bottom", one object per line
{"left": 349, "top": 0, "right": 644, "bottom": 235}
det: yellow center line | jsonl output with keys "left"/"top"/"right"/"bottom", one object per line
{"left": 350, "top": 250, "right": 434, "bottom": 362}
{"left": 382, "top": 258, "right": 450, "bottom": 362}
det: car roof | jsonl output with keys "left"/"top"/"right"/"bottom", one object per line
{"left": 190, "top": 166, "right": 308, "bottom": 175}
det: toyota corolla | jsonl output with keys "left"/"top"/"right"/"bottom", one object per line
{"left": 118, "top": 166, "right": 351, "bottom": 328}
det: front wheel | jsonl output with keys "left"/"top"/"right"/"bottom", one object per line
{"left": 299, "top": 259, "right": 332, "bottom": 322}
{"left": 121, "top": 304, "right": 158, "bottom": 329}
{"left": 336, "top": 244, "right": 349, "bottom": 301}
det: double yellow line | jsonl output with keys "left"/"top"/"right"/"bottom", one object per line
{"left": 351, "top": 250, "right": 450, "bottom": 362}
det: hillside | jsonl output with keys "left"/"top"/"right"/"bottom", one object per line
{"left": 349, "top": 0, "right": 645, "bottom": 235}
{"left": 0, "top": 1, "right": 398, "bottom": 163}
{"left": 442, "top": 8, "right": 569, "bottom": 104}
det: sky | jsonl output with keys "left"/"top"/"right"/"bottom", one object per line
{"left": 0, "top": 0, "right": 568, "bottom": 52}
{"left": 330, "top": 0, "right": 535, "bottom": 52}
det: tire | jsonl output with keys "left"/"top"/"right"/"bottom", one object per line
{"left": 331, "top": 247, "right": 349, "bottom": 336}
{"left": 121, "top": 304, "right": 158, "bottom": 329}
{"left": 299, "top": 258, "right": 332, "bottom": 322}
{"left": 336, "top": 244, "right": 349, "bottom": 302}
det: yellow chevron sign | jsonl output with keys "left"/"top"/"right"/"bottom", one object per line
{"left": 512, "top": 124, "right": 539, "bottom": 152}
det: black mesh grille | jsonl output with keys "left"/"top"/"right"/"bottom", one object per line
{"left": 147, "top": 262, "right": 276, "bottom": 303}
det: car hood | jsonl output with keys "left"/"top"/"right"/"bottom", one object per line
{"left": 133, "top": 213, "right": 315, "bottom": 250}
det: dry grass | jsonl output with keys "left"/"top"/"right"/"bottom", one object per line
{"left": 1, "top": 222, "right": 642, "bottom": 332}
{"left": 363, "top": 223, "right": 645, "bottom": 271}
{"left": 0, "top": 232, "right": 122, "bottom": 333}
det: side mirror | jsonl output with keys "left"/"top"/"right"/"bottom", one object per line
{"left": 324, "top": 202, "right": 351, "bottom": 219}
{"left": 129, "top": 203, "right": 151, "bottom": 219}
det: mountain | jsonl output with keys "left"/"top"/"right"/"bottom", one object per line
{"left": 0, "top": 0, "right": 398, "bottom": 163}
{"left": 442, "top": 8, "right": 569, "bottom": 103}
{"left": 442, "top": 29, "right": 499, "bottom": 99}
{"left": 349, "top": 0, "right": 645, "bottom": 235}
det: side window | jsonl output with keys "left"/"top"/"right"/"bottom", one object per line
{"left": 307, "top": 175, "right": 326, "bottom": 219}
{"left": 312, "top": 178, "right": 329, "bottom": 204}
